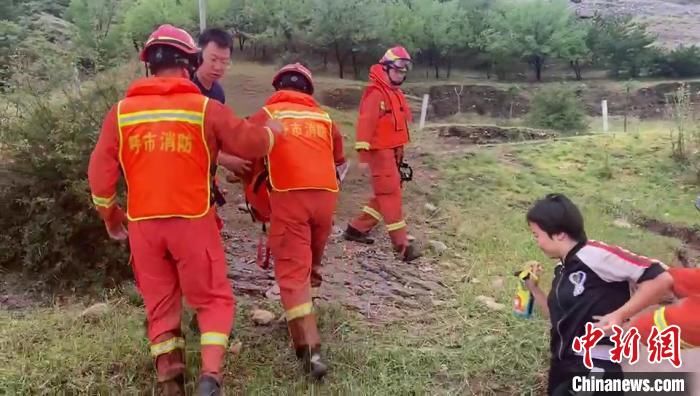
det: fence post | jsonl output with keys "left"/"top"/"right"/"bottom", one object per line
{"left": 602, "top": 99, "right": 609, "bottom": 133}
{"left": 419, "top": 94, "right": 429, "bottom": 130}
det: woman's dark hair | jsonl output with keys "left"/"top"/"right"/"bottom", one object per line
{"left": 198, "top": 28, "right": 233, "bottom": 53}
{"left": 526, "top": 193, "right": 587, "bottom": 242}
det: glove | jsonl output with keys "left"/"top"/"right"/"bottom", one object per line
{"left": 104, "top": 206, "right": 128, "bottom": 241}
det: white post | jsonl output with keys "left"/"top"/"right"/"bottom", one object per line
{"left": 602, "top": 99, "right": 609, "bottom": 133}
{"left": 198, "top": 0, "right": 207, "bottom": 33}
{"left": 419, "top": 94, "right": 429, "bottom": 130}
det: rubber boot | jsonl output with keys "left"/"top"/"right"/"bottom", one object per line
{"left": 399, "top": 243, "right": 422, "bottom": 262}
{"left": 289, "top": 315, "right": 328, "bottom": 381}
{"left": 155, "top": 348, "right": 186, "bottom": 396}
{"left": 158, "top": 374, "right": 185, "bottom": 396}
{"left": 196, "top": 375, "right": 221, "bottom": 396}
{"left": 343, "top": 225, "right": 374, "bottom": 244}
{"left": 297, "top": 345, "right": 328, "bottom": 381}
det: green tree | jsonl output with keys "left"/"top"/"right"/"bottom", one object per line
{"left": 592, "top": 14, "right": 657, "bottom": 78}
{"left": 122, "top": 0, "right": 196, "bottom": 45}
{"left": 308, "top": 0, "right": 385, "bottom": 79}
{"left": 66, "top": 0, "right": 127, "bottom": 71}
{"left": 484, "top": 0, "right": 586, "bottom": 81}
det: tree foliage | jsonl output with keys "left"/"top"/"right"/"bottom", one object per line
{"left": 484, "top": 0, "right": 586, "bottom": 81}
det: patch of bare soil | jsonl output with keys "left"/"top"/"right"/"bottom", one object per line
{"left": 0, "top": 273, "right": 47, "bottom": 311}
{"left": 428, "top": 124, "right": 557, "bottom": 145}
{"left": 319, "top": 87, "right": 364, "bottom": 110}
{"left": 217, "top": 163, "right": 447, "bottom": 323}
{"left": 638, "top": 217, "right": 700, "bottom": 267}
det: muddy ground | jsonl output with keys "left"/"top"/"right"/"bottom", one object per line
{"left": 216, "top": 156, "right": 447, "bottom": 323}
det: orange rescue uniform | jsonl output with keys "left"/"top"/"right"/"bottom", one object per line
{"left": 246, "top": 89, "right": 345, "bottom": 352}
{"left": 631, "top": 267, "right": 700, "bottom": 349}
{"left": 350, "top": 64, "right": 412, "bottom": 253}
{"left": 88, "top": 77, "right": 273, "bottom": 383}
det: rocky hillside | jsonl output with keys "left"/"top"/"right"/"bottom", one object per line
{"left": 573, "top": 0, "right": 700, "bottom": 48}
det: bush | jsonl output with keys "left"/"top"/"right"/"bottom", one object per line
{"left": 526, "top": 85, "right": 588, "bottom": 133}
{"left": 652, "top": 45, "right": 700, "bottom": 78}
{"left": 0, "top": 81, "right": 131, "bottom": 288}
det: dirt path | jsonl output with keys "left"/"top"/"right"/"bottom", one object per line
{"left": 217, "top": 162, "right": 447, "bottom": 323}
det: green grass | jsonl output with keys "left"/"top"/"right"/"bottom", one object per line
{"left": 2, "top": 124, "right": 699, "bottom": 394}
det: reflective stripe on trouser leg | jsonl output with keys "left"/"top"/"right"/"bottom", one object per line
{"left": 350, "top": 199, "right": 381, "bottom": 233}
{"left": 287, "top": 302, "right": 313, "bottom": 321}
{"left": 151, "top": 336, "right": 186, "bottom": 357}
{"left": 201, "top": 332, "right": 229, "bottom": 347}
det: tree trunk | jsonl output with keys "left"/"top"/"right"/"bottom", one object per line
{"left": 238, "top": 36, "right": 246, "bottom": 51}
{"left": 334, "top": 42, "right": 344, "bottom": 79}
{"left": 570, "top": 60, "right": 583, "bottom": 81}
{"left": 323, "top": 52, "right": 328, "bottom": 70}
{"left": 534, "top": 56, "right": 544, "bottom": 82}
{"left": 262, "top": 45, "right": 267, "bottom": 59}
{"left": 434, "top": 63, "right": 439, "bottom": 79}
{"left": 351, "top": 51, "right": 359, "bottom": 80}
{"left": 447, "top": 57, "right": 452, "bottom": 79}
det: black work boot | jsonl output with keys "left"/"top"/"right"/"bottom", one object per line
{"left": 196, "top": 375, "right": 221, "bottom": 396}
{"left": 401, "top": 244, "right": 422, "bottom": 262}
{"left": 296, "top": 346, "right": 328, "bottom": 381}
{"left": 158, "top": 374, "right": 185, "bottom": 396}
{"left": 343, "top": 225, "right": 374, "bottom": 244}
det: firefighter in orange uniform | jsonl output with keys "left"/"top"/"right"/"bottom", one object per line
{"left": 237, "top": 63, "right": 346, "bottom": 380}
{"left": 87, "top": 24, "right": 280, "bottom": 395}
{"left": 343, "top": 46, "right": 421, "bottom": 262}
{"left": 630, "top": 266, "right": 700, "bottom": 349}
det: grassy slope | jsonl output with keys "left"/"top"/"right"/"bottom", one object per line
{"left": 2, "top": 119, "right": 698, "bottom": 394}
{"left": 2, "top": 61, "right": 698, "bottom": 394}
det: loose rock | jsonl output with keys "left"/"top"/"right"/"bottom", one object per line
{"left": 424, "top": 203, "right": 438, "bottom": 213}
{"left": 428, "top": 240, "right": 448, "bottom": 253}
{"left": 251, "top": 309, "right": 276, "bottom": 325}
{"left": 80, "top": 303, "right": 109, "bottom": 321}
{"left": 476, "top": 295, "right": 505, "bottom": 311}
{"left": 229, "top": 341, "right": 243, "bottom": 356}
{"left": 613, "top": 218, "right": 633, "bottom": 229}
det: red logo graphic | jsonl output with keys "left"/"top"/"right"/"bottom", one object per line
{"left": 572, "top": 322, "right": 605, "bottom": 369}
{"left": 647, "top": 325, "right": 682, "bottom": 368}
{"left": 609, "top": 325, "right": 641, "bottom": 365}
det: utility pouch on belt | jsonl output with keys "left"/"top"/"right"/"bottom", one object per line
{"left": 398, "top": 161, "right": 413, "bottom": 182}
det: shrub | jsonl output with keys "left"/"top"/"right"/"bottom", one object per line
{"left": 0, "top": 80, "right": 131, "bottom": 288}
{"left": 652, "top": 45, "right": 700, "bottom": 78}
{"left": 526, "top": 85, "right": 588, "bottom": 133}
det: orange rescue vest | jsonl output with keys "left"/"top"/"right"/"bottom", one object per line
{"left": 262, "top": 91, "right": 339, "bottom": 193}
{"left": 117, "top": 77, "right": 211, "bottom": 221}
{"left": 366, "top": 64, "right": 411, "bottom": 150}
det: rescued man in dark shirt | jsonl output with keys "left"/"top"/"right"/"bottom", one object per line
{"left": 192, "top": 28, "right": 228, "bottom": 104}
{"left": 522, "top": 193, "right": 673, "bottom": 395}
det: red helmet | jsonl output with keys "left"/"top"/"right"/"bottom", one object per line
{"left": 379, "top": 46, "right": 413, "bottom": 72}
{"left": 272, "top": 63, "right": 314, "bottom": 94}
{"left": 139, "top": 24, "right": 199, "bottom": 62}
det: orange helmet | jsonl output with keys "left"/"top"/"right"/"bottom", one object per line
{"left": 272, "top": 63, "right": 314, "bottom": 95}
{"left": 139, "top": 24, "right": 199, "bottom": 62}
{"left": 379, "top": 46, "right": 412, "bottom": 72}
